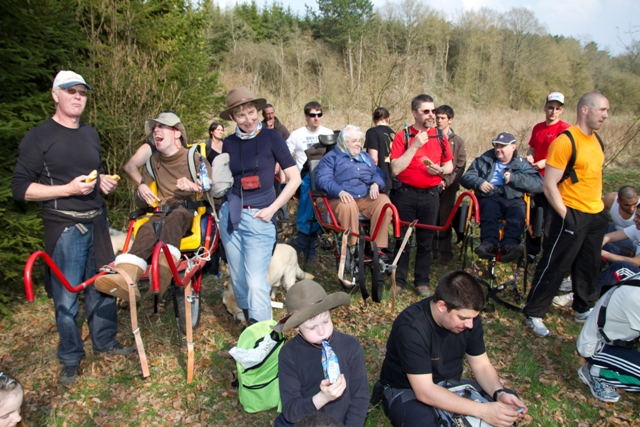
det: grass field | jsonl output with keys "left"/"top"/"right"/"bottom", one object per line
{"left": 2, "top": 138, "right": 639, "bottom": 426}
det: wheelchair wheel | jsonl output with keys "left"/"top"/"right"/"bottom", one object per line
{"left": 174, "top": 281, "right": 201, "bottom": 335}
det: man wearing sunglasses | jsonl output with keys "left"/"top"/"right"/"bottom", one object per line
{"left": 389, "top": 94, "right": 454, "bottom": 297}
{"left": 286, "top": 101, "right": 333, "bottom": 263}
{"left": 525, "top": 92, "right": 570, "bottom": 260}
{"left": 12, "top": 70, "right": 132, "bottom": 386}
{"left": 460, "top": 132, "right": 543, "bottom": 262}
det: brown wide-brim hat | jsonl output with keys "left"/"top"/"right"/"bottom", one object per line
{"left": 271, "top": 280, "right": 350, "bottom": 333}
{"left": 145, "top": 112, "right": 188, "bottom": 147}
{"left": 219, "top": 86, "right": 267, "bottom": 121}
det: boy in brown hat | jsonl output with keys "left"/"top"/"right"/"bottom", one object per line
{"left": 272, "top": 280, "right": 368, "bottom": 427}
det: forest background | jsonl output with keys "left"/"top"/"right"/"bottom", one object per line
{"left": 1, "top": 0, "right": 640, "bottom": 309}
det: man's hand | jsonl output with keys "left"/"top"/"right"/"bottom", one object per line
{"left": 138, "top": 183, "right": 160, "bottom": 207}
{"left": 176, "top": 177, "right": 200, "bottom": 193}
{"left": 479, "top": 181, "right": 494, "bottom": 193}
{"left": 503, "top": 172, "right": 511, "bottom": 184}
{"left": 100, "top": 174, "right": 119, "bottom": 195}
{"left": 425, "top": 162, "right": 441, "bottom": 176}
{"left": 526, "top": 154, "right": 535, "bottom": 164}
{"left": 68, "top": 175, "right": 97, "bottom": 196}
{"left": 266, "top": 118, "right": 275, "bottom": 129}
{"left": 477, "top": 401, "right": 524, "bottom": 427}
{"left": 313, "top": 374, "right": 347, "bottom": 409}
{"left": 369, "top": 183, "right": 379, "bottom": 200}
{"left": 413, "top": 130, "right": 428, "bottom": 149}
{"left": 339, "top": 190, "right": 354, "bottom": 204}
{"left": 532, "top": 159, "right": 546, "bottom": 171}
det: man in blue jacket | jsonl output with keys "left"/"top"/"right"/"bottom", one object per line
{"left": 460, "top": 132, "right": 543, "bottom": 262}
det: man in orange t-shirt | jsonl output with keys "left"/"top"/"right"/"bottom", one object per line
{"left": 390, "top": 94, "right": 453, "bottom": 297}
{"left": 523, "top": 92, "right": 610, "bottom": 337}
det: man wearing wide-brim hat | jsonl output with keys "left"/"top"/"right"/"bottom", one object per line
{"left": 217, "top": 87, "right": 300, "bottom": 324}
{"left": 273, "top": 280, "right": 368, "bottom": 427}
{"left": 95, "top": 111, "right": 212, "bottom": 303}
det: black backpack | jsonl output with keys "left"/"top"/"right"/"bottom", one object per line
{"left": 558, "top": 129, "right": 604, "bottom": 185}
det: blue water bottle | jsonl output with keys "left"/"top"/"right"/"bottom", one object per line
{"left": 199, "top": 155, "right": 211, "bottom": 191}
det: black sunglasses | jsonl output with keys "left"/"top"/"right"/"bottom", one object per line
{"left": 62, "top": 87, "right": 88, "bottom": 97}
{"left": 419, "top": 109, "right": 436, "bottom": 115}
{"left": 307, "top": 112, "right": 323, "bottom": 118}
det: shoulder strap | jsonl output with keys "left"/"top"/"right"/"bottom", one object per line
{"left": 145, "top": 153, "right": 157, "bottom": 181}
{"left": 404, "top": 127, "right": 446, "bottom": 155}
{"left": 404, "top": 127, "right": 411, "bottom": 150}
{"left": 559, "top": 129, "right": 605, "bottom": 186}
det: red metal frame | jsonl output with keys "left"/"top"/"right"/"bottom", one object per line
{"left": 400, "top": 191, "right": 480, "bottom": 231}
{"left": 310, "top": 190, "right": 402, "bottom": 242}
{"left": 24, "top": 211, "right": 217, "bottom": 301}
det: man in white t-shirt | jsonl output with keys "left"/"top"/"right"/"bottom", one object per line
{"left": 576, "top": 283, "right": 640, "bottom": 403}
{"left": 286, "top": 101, "right": 333, "bottom": 261}
{"left": 599, "top": 205, "right": 640, "bottom": 290}
{"left": 286, "top": 101, "right": 333, "bottom": 170}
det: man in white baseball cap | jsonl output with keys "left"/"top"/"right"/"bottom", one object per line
{"left": 12, "top": 70, "right": 130, "bottom": 387}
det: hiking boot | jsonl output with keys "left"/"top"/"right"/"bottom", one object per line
{"left": 552, "top": 292, "right": 574, "bottom": 307}
{"left": 499, "top": 244, "right": 523, "bottom": 263}
{"left": 525, "top": 316, "right": 550, "bottom": 337}
{"left": 560, "top": 277, "right": 573, "bottom": 292}
{"left": 415, "top": 285, "right": 431, "bottom": 297}
{"left": 59, "top": 365, "right": 80, "bottom": 386}
{"left": 97, "top": 342, "right": 136, "bottom": 356}
{"left": 474, "top": 242, "right": 498, "bottom": 259}
{"left": 393, "top": 285, "right": 405, "bottom": 296}
{"left": 578, "top": 364, "right": 620, "bottom": 403}
{"left": 575, "top": 308, "right": 593, "bottom": 323}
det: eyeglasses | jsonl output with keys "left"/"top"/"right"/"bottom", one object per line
{"left": 307, "top": 112, "right": 323, "bottom": 118}
{"left": 419, "top": 109, "right": 436, "bottom": 115}
{"left": 62, "top": 87, "right": 88, "bottom": 97}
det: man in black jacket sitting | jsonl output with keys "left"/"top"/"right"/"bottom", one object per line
{"left": 460, "top": 132, "right": 543, "bottom": 262}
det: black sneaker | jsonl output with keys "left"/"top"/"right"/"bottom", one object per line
{"left": 474, "top": 242, "right": 498, "bottom": 259}
{"left": 59, "top": 365, "right": 79, "bottom": 386}
{"left": 499, "top": 244, "right": 524, "bottom": 263}
{"left": 97, "top": 342, "right": 136, "bottom": 356}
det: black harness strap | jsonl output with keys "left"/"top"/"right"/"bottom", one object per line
{"left": 558, "top": 129, "right": 604, "bottom": 185}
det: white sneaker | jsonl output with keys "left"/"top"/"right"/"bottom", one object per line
{"left": 525, "top": 317, "right": 550, "bottom": 337}
{"left": 559, "top": 277, "right": 572, "bottom": 292}
{"left": 575, "top": 308, "right": 593, "bottom": 323}
{"left": 552, "top": 292, "right": 574, "bottom": 307}
{"left": 578, "top": 365, "right": 620, "bottom": 403}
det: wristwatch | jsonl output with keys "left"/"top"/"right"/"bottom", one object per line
{"left": 493, "top": 388, "right": 518, "bottom": 401}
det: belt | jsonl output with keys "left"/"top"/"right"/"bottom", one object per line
{"left": 55, "top": 208, "right": 102, "bottom": 219}
{"left": 399, "top": 183, "right": 438, "bottom": 194}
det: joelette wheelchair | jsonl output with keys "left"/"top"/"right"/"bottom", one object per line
{"left": 24, "top": 143, "right": 219, "bottom": 383}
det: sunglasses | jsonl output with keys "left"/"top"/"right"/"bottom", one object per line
{"left": 62, "top": 87, "right": 88, "bottom": 96}
{"left": 419, "top": 109, "right": 436, "bottom": 115}
{"left": 307, "top": 112, "right": 323, "bottom": 118}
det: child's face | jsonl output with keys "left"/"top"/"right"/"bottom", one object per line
{"left": 297, "top": 311, "right": 333, "bottom": 345}
{"left": 0, "top": 388, "right": 23, "bottom": 427}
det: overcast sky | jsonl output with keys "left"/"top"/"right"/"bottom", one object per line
{"left": 218, "top": 0, "right": 639, "bottom": 56}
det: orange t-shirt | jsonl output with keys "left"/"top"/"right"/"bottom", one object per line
{"left": 546, "top": 125, "right": 604, "bottom": 214}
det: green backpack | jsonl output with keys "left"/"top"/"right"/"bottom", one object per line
{"left": 236, "top": 320, "right": 285, "bottom": 413}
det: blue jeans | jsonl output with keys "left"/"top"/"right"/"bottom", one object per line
{"left": 51, "top": 224, "right": 118, "bottom": 367}
{"left": 219, "top": 202, "right": 276, "bottom": 321}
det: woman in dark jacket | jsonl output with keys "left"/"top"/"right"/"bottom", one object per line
{"left": 315, "top": 125, "right": 392, "bottom": 252}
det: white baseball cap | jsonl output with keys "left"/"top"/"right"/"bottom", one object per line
{"left": 52, "top": 70, "right": 91, "bottom": 90}
{"left": 546, "top": 92, "right": 564, "bottom": 105}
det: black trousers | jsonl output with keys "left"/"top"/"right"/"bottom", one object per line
{"left": 523, "top": 207, "right": 608, "bottom": 317}
{"left": 434, "top": 184, "right": 459, "bottom": 259}
{"left": 391, "top": 185, "right": 439, "bottom": 288}
{"left": 382, "top": 379, "right": 488, "bottom": 427}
